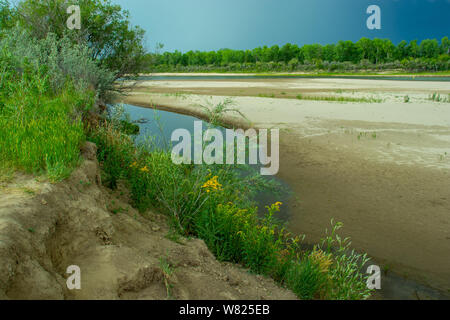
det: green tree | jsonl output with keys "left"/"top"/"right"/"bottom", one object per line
{"left": 441, "top": 36, "right": 450, "bottom": 54}
{"left": 150, "top": 37, "right": 449, "bottom": 73}
{"left": 261, "top": 46, "right": 272, "bottom": 62}
{"left": 382, "top": 39, "right": 396, "bottom": 62}
{"left": 0, "top": 0, "right": 14, "bottom": 31}
{"left": 322, "top": 44, "right": 336, "bottom": 62}
{"left": 205, "top": 51, "right": 218, "bottom": 65}
{"left": 407, "top": 40, "right": 420, "bottom": 58}
{"left": 419, "top": 39, "right": 440, "bottom": 58}
{"left": 303, "top": 44, "right": 323, "bottom": 61}
{"left": 270, "top": 45, "right": 280, "bottom": 62}
{"left": 371, "top": 38, "right": 386, "bottom": 64}
{"left": 396, "top": 40, "right": 408, "bottom": 60}
{"left": 280, "top": 43, "right": 293, "bottom": 63}
{"left": 356, "top": 38, "right": 372, "bottom": 61}
{"left": 335, "top": 40, "right": 360, "bottom": 63}
{"left": 244, "top": 50, "right": 255, "bottom": 63}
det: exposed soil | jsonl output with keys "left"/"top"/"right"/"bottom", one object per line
{"left": 0, "top": 142, "right": 296, "bottom": 300}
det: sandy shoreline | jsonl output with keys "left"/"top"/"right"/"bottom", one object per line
{"left": 118, "top": 77, "right": 450, "bottom": 294}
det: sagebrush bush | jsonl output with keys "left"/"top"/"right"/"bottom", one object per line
{"left": 0, "top": 26, "right": 115, "bottom": 101}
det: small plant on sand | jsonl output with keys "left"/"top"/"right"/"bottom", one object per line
{"left": 429, "top": 92, "right": 441, "bottom": 102}
{"left": 296, "top": 94, "right": 381, "bottom": 103}
{"left": 159, "top": 256, "right": 175, "bottom": 300}
{"left": 197, "top": 97, "right": 249, "bottom": 127}
{"left": 258, "top": 93, "right": 275, "bottom": 98}
{"left": 429, "top": 92, "right": 450, "bottom": 103}
{"left": 318, "top": 220, "right": 373, "bottom": 299}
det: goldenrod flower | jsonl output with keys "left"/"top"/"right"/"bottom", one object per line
{"left": 130, "top": 161, "right": 138, "bottom": 168}
{"left": 202, "top": 175, "right": 222, "bottom": 193}
{"left": 309, "top": 248, "right": 333, "bottom": 274}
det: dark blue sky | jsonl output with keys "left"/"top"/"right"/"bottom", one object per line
{"left": 113, "top": 0, "right": 450, "bottom": 52}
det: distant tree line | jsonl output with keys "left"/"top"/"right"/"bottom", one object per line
{"left": 145, "top": 37, "right": 450, "bottom": 73}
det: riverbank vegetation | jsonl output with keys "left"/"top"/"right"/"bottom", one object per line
{"left": 1, "top": 0, "right": 373, "bottom": 300}
{"left": 89, "top": 106, "right": 373, "bottom": 299}
{"left": 0, "top": 27, "right": 104, "bottom": 180}
{"left": 145, "top": 38, "right": 450, "bottom": 73}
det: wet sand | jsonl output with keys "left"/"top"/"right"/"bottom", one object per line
{"left": 119, "top": 77, "right": 450, "bottom": 295}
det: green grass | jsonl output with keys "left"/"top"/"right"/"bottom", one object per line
{"left": 159, "top": 255, "right": 175, "bottom": 299}
{"left": 0, "top": 58, "right": 92, "bottom": 181}
{"left": 258, "top": 93, "right": 275, "bottom": 98}
{"left": 296, "top": 94, "right": 382, "bottom": 103}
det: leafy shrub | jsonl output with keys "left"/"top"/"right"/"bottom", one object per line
{"left": 15, "top": 0, "right": 147, "bottom": 80}
{"left": 0, "top": 26, "right": 115, "bottom": 101}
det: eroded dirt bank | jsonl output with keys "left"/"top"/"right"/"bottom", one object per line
{"left": 0, "top": 142, "right": 296, "bottom": 300}
{"left": 119, "top": 78, "right": 450, "bottom": 296}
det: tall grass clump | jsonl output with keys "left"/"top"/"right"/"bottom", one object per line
{"left": 428, "top": 92, "right": 450, "bottom": 103}
{"left": 89, "top": 102, "right": 374, "bottom": 300}
{"left": 296, "top": 94, "right": 382, "bottom": 103}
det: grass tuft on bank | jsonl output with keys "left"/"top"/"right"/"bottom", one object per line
{"left": 0, "top": 47, "right": 94, "bottom": 181}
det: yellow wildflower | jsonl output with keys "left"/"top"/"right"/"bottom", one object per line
{"left": 202, "top": 175, "right": 222, "bottom": 192}
{"left": 309, "top": 248, "right": 333, "bottom": 274}
{"left": 130, "top": 161, "right": 138, "bottom": 168}
{"left": 140, "top": 166, "right": 149, "bottom": 173}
